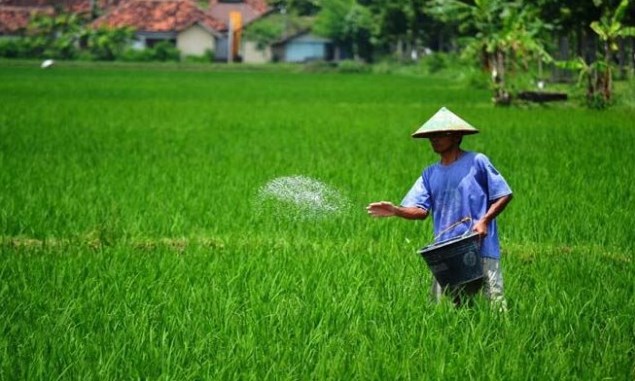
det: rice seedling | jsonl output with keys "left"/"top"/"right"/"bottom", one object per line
{"left": 0, "top": 62, "right": 633, "bottom": 380}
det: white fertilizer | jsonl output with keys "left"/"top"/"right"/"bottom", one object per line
{"left": 255, "top": 176, "right": 350, "bottom": 220}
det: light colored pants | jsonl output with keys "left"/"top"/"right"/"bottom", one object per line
{"left": 430, "top": 257, "right": 506, "bottom": 307}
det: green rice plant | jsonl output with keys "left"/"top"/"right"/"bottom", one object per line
{"left": 0, "top": 62, "right": 633, "bottom": 380}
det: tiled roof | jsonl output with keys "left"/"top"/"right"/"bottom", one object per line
{"left": 92, "top": 0, "right": 225, "bottom": 33}
{"left": 0, "top": 5, "right": 52, "bottom": 34}
{"left": 0, "top": 1, "right": 122, "bottom": 13}
{"left": 0, "top": 1, "right": 122, "bottom": 34}
{"left": 208, "top": 0, "right": 268, "bottom": 14}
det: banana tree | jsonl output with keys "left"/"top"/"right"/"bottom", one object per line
{"left": 426, "top": 0, "right": 551, "bottom": 105}
{"left": 589, "top": 0, "right": 635, "bottom": 103}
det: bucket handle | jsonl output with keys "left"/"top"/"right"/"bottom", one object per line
{"left": 433, "top": 216, "right": 472, "bottom": 242}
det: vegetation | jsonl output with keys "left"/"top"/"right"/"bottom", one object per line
{"left": 426, "top": 0, "right": 552, "bottom": 105}
{"left": 242, "top": 13, "right": 313, "bottom": 50}
{"left": 2, "top": 1, "right": 634, "bottom": 106}
{"left": 586, "top": 0, "right": 635, "bottom": 105}
{"left": 0, "top": 62, "right": 633, "bottom": 379}
{"left": 0, "top": 12, "right": 137, "bottom": 62}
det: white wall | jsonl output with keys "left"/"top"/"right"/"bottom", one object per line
{"left": 242, "top": 40, "right": 272, "bottom": 63}
{"left": 177, "top": 24, "right": 215, "bottom": 57}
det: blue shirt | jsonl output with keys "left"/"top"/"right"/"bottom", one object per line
{"left": 401, "top": 151, "right": 512, "bottom": 259}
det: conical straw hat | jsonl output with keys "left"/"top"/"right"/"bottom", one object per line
{"left": 411, "top": 107, "right": 479, "bottom": 138}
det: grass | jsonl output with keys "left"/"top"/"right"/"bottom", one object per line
{"left": 0, "top": 61, "right": 634, "bottom": 380}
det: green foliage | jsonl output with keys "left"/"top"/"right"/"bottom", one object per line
{"left": 117, "top": 42, "right": 180, "bottom": 62}
{"left": 587, "top": 0, "right": 635, "bottom": 104}
{"left": 151, "top": 41, "right": 180, "bottom": 62}
{"left": 268, "top": 0, "right": 321, "bottom": 16}
{"left": 22, "top": 12, "right": 84, "bottom": 59}
{"left": 182, "top": 50, "right": 214, "bottom": 63}
{"left": 426, "top": 0, "right": 552, "bottom": 104}
{"left": 313, "top": 0, "right": 354, "bottom": 43}
{"left": 336, "top": 59, "right": 370, "bottom": 73}
{"left": 301, "top": 59, "right": 337, "bottom": 72}
{"left": 118, "top": 47, "right": 158, "bottom": 62}
{"left": 555, "top": 0, "right": 635, "bottom": 108}
{"left": 422, "top": 52, "right": 447, "bottom": 73}
{"left": 0, "top": 39, "right": 30, "bottom": 58}
{"left": 244, "top": 16, "right": 284, "bottom": 50}
{"left": 0, "top": 13, "right": 183, "bottom": 62}
{"left": 83, "top": 27, "right": 135, "bottom": 61}
{"left": 314, "top": 0, "right": 374, "bottom": 61}
{"left": 243, "top": 13, "right": 312, "bottom": 51}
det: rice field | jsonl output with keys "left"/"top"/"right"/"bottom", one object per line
{"left": 0, "top": 61, "right": 634, "bottom": 380}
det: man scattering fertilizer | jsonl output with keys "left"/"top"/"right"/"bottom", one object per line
{"left": 367, "top": 107, "right": 513, "bottom": 307}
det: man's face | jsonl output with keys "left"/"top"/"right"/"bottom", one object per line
{"left": 428, "top": 132, "right": 462, "bottom": 154}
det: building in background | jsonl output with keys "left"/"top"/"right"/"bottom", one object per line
{"left": 206, "top": 0, "right": 270, "bottom": 61}
{"left": 92, "top": 0, "right": 225, "bottom": 58}
{"left": 0, "top": 0, "right": 339, "bottom": 62}
{"left": 0, "top": 0, "right": 271, "bottom": 60}
{"left": 0, "top": 0, "right": 123, "bottom": 37}
{"left": 271, "top": 30, "right": 332, "bottom": 63}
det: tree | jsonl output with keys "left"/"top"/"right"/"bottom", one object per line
{"left": 367, "top": 0, "right": 428, "bottom": 60}
{"left": 27, "top": 12, "right": 83, "bottom": 59}
{"left": 83, "top": 26, "right": 135, "bottom": 61}
{"left": 426, "top": 0, "right": 552, "bottom": 105}
{"left": 313, "top": 0, "right": 374, "bottom": 61}
{"left": 589, "top": 0, "right": 635, "bottom": 102}
{"left": 267, "top": 0, "right": 321, "bottom": 15}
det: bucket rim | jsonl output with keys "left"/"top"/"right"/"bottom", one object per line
{"left": 417, "top": 232, "right": 481, "bottom": 254}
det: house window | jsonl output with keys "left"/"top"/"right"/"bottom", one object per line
{"left": 146, "top": 39, "right": 176, "bottom": 48}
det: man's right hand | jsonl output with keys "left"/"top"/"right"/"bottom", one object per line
{"left": 366, "top": 202, "right": 428, "bottom": 220}
{"left": 366, "top": 201, "right": 398, "bottom": 217}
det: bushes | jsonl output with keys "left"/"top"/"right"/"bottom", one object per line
{"left": 0, "top": 39, "right": 28, "bottom": 58}
{"left": 182, "top": 50, "right": 215, "bottom": 63}
{"left": 422, "top": 53, "right": 448, "bottom": 74}
{"left": 0, "top": 33, "right": 183, "bottom": 62}
{"left": 0, "top": 13, "right": 183, "bottom": 62}
{"left": 83, "top": 27, "right": 135, "bottom": 61}
{"left": 337, "top": 59, "right": 371, "bottom": 73}
{"left": 150, "top": 41, "right": 180, "bottom": 62}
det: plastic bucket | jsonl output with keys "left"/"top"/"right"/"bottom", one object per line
{"left": 418, "top": 232, "right": 483, "bottom": 288}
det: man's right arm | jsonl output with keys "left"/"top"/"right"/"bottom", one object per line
{"left": 366, "top": 201, "right": 428, "bottom": 220}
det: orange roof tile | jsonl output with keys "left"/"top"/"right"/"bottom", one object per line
{"left": 0, "top": 6, "right": 53, "bottom": 34}
{"left": 0, "top": 1, "right": 123, "bottom": 34}
{"left": 0, "top": 1, "right": 122, "bottom": 13}
{"left": 92, "top": 0, "right": 225, "bottom": 33}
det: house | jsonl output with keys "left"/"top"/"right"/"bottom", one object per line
{"left": 92, "top": 0, "right": 226, "bottom": 58}
{"left": 206, "top": 0, "right": 271, "bottom": 61}
{"left": 271, "top": 30, "right": 332, "bottom": 63}
{"left": 0, "top": 0, "right": 274, "bottom": 60}
{"left": 207, "top": 0, "right": 268, "bottom": 26}
{"left": 91, "top": 0, "right": 270, "bottom": 60}
{"left": 243, "top": 30, "right": 335, "bottom": 64}
{"left": 240, "top": 10, "right": 335, "bottom": 64}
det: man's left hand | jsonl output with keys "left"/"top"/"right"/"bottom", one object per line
{"left": 472, "top": 219, "right": 488, "bottom": 237}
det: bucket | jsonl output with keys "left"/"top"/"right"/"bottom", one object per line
{"left": 418, "top": 232, "right": 483, "bottom": 288}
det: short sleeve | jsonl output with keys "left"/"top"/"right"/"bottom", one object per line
{"left": 476, "top": 154, "right": 512, "bottom": 200}
{"left": 400, "top": 174, "right": 431, "bottom": 211}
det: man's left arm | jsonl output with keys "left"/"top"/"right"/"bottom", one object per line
{"left": 472, "top": 194, "right": 513, "bottom": 236}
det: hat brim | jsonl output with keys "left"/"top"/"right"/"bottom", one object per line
{"left": 411, "top": 129, "right": 479, "bottom": 139}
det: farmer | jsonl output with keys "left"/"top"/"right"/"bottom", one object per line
{"left": 367, "top": 107, "right": 513, "bottom": 307}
